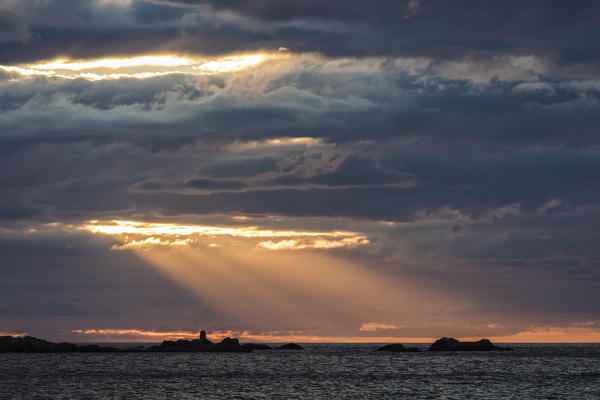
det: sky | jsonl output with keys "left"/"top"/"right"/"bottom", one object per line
{"left": 1, "top": 0, "right": 600, "bottom": 343}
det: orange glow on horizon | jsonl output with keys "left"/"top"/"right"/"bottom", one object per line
{"left": 70, "top": 327, "right": 600, "bottom": 343}
{"left": 472, "top": 326, "right": 600, "bottom": 343}
{"left": 0, "top": 331, "right": 28, "bottom": 337}
{"left": 70, "top": 328, "right": 437, "bottom": 343}
{"left": 71, "top": 329, "right": 198, "bottom": 341}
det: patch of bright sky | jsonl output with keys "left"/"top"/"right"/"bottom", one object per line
{"left": 0, "top": 53, "right": 277, "bottom": 81}
{"left": 84, "top": 220, "right": 358, "bottom": 238}
{"left": 83, "top": 220, "right": 369, "bottom": 251}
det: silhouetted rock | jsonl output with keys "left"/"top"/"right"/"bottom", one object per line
{"left": 0, "top": 336, "right": 118, "bottom": 353}
{"left": 242, "top": 343, "right": 272, "bottom": 350}
{"left": 124, "top": 345, "right": 146, "bottom": 352}
{"left": 215, "top": 337, "right": 250, "bottom": 352}
{"left": 276, "top": 343, "right": 303, "bottom": 350}
{"left": 428, "top": 337, "right": 513, "bottom": 351}
{"left": 0, "top": 336, "right": 53, "bottom": 352}
{"left": 77, "top": 344, "right": 119, "bottom": 352}
{"left": 54, "top": 342, "right": 80, "bottom": 352}
{"left": 148, "top": 339, "right": 204, "bottom": 352}
{"left": 376, "top": 343, "right": 422, "bottom": 352}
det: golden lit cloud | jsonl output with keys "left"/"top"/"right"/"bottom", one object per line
{"left": 228, "top": 137, "right": 324, "bottom": 151}
{"left": 192, "top": 54, "right": 266, "bottom": 73}
{"left": 0, "top": 53, "right": 276, "bottom": 81}
{"left": 258, "top": 236, "right": 370, "bottom": 250}
{"left": 0, "top": 66, "right": 56, "bottom": 77}
{"left": 82, "top": 219, "right": 369, "bottom": 251}
{"left": 84, "top": 220, "right": 356, "bottom": 238}
{"left": 30, "top": 56, "right": 191, "bottom": 71}
{"left": 111, "top": 237, "right": 192, "bottom": 250}
{"left": 359, "top": 322, "right": 399, "bottom": 332}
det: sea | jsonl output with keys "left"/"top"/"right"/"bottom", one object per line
{"left": 1, "top": 343, "right": 599, "bottom": 399}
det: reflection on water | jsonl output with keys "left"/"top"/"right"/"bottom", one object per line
{"left": 1, "top": 344, "right": 600, "bottom": 399}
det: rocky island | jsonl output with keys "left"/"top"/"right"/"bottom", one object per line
{"left": 1, "top": 332, "right": 511, "bottom": 354}
{"left": 376, "top": 343, "right": 422, "bottom": 352}
{"left": 0, "top": 335, "right": 119, "bottom": 353}
{"left": 0, "top": 331, "right": 303, "bottom": 353}
{"left": 146, "top": 330, "right": 251, "bottom": 352}
{"left": 276, "top": 343, "right": 304, "bottom": 350}
{"left": 428, "top": 337, "right": 513, "bottom": 351}
{"left": 376, "top": 337, "right": 513, "bottom": 352}
{"left": 148, "top": 337, "right": 251, "bottom": 352}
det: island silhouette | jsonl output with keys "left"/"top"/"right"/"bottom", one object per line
{"left": 1, "top": 331, "right": 512, "bottom": 353}
{"left": 376, "top": 337, "right": 513, "bottom": 352}
{"left": 0, "top": 330, "right": 306, "bottom": 353}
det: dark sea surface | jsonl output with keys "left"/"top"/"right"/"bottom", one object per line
{"left": 1, "top": 343, "right": 600, "bottom": 399}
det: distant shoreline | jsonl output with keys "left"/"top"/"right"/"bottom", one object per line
{"left": 1, "top": 335, "right": 520, "bottom": 353}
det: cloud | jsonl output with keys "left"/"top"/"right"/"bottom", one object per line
{"left": 134, "top": 154, "right": 416, "bottom": 194}
{"left": 257, "top": 236, "right": 370, "bottom": 250}
{"left": 359, "top": 322, "right": 398, "bottom": 332}
{"left": 0, "top": 0, "right": 598, "bottom": 68}
{"left": 81, "top": 219, "right": 369, "bottom": 251}
{"left": 1, "top": 0, "right": 600, "bottom": 342}
{"left": 0, "top": 53, "right": 276, "bottom": 80}
{"left": 111, "top": 237, "right": 192, "bottom": 250}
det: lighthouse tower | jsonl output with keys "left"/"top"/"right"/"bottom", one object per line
{"left": 199, "top": 329, "right": 207, "bottom": 342}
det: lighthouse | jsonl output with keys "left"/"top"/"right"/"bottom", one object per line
{"left": 196, "top": 327, "right": 213, "bottom": 345}
{"left": 199, "top": 329, "right": 208, "bottom": 342}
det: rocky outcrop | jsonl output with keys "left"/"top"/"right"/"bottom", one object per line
{"left": 0, "top": 336, "right": 119, "bottom": 353}
{"left": 125, "top": 345, "right": 147, "bottom": 352}
{"left": 242, "top": 343, "right": 272, "bottom": 350}
{"left": 376, "top": 343, "right": 422, "bottom": 352}
{"left": 75, "top": 344, "right": 121, "bottom": 352}
{"left": 147, "top": 339, "right": 205, "bottom": 352}
{"left": 428, "top": 337, "right": 513, "bottom": 351}
{"left": 276, "top": 343, "right": 303, "bottom": 350}
{"left": 0, "top": 335, "right": 287, "bottom": 353}
{"left": 148, "top": 337, "right": 250, "bottom": 352}
{"left": 214, "top": 337, "right": 249, "bottom": 352}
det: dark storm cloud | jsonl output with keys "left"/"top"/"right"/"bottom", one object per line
{"left": 2, "top": 57, "right": 600, "bottom": 151}
{"left": 166, "top": 0, "right": 600, "bottom": 63}
{"left": 1, "top": 53, "right": 599, "bottom": 223}
{"left": 1, "top": 0, "right": 599, "bottom": 66}
{"left": 134, "top": 155, "right": 416, "bottom": 194}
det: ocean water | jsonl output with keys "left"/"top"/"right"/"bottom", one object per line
{"left": 1, "top": 343, "right": 600, "bottom": 399}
